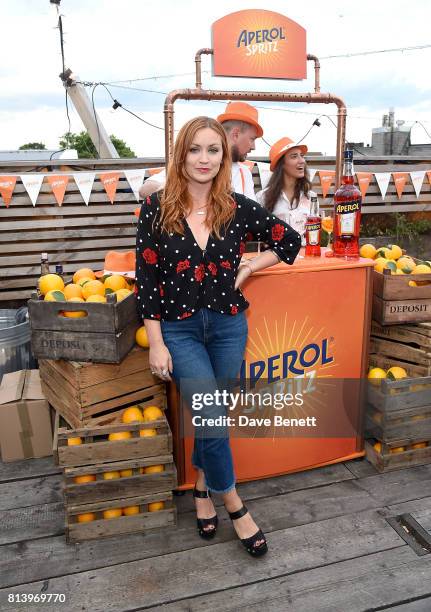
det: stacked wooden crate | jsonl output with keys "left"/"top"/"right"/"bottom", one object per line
{"left": 372, "top": 268, "right": 431, "bottom": 326}
{"left": 39, "top": 346, "right": 177, "bottom": 543}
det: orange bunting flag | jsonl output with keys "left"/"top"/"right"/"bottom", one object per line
{"left": 355, "top": 172, "right": 373, "bottom": 199}
{"left": 47, "top": 175, "right": 69, "bottom": 206}
{"left": 319, "top": 170, "right": 335, "bottom": 198}
{"left": 392, "top": 172, "right": 409, "bottom": 199}
{"left": 427, "top": 170, "right": 431, "bottom": 186}
{"left": 147, "top": 167, "right": 165, "bottom": 177}
{"left": 100, "top": 172, "right": 120, "bottom": 204}
{"left": 0, "top": 175, "right": 17, "bottom": 207}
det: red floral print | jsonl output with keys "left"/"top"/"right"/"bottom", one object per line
{"left": 159, "top": 284, "right": 164, "bottom": 297}
{"left": 133, "top": 285, "right": 138, "bottom": 295}
{"left": 271, "top": 224, "right": 285, "bottom": 242}
{"left": 143, "top": 248, "right": 158, "bottom": 264}
{"left": 220, "top": 260, "right": 231, "bottom": 269}
{"left": 239, "top": 241, "right": 246, "bottom": 256}
{"left": 194, "top": 264, "right": 205, "bottom": 282}
{"left": 245, "top": 232, "right": 253, "bottom": 242}
{"left": 154, "top": 314, "right": 161, "bottom": 320}
{"left": 207, "top": 262, "right": 217, "bottom": 276}
{"left": 146, "top": 196, "right": 151, "bottom": 205}
{"left": 231, "top": 306, "right": 238, "bottom": 315}
{"left": 176, "top": 259, "right": 190, "bottom": 273}
{"left": 180, "top": 312, "right": 193, "bottom": 319}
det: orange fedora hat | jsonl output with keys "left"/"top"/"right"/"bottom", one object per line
{"left": 269, "top": 137, "right": 308, "bottom": 171}
{"left": 95, "top": 251, "right": 136, "bottom": 279}
{"left": 217, "top": 101, "right": 263, "bottom": 138}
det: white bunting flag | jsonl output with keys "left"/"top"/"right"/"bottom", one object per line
{"left": 308, "top": 168, "right": 318, "bottom": 183}
{"left": 256, "top": 161, "right": 272, "bottom": 190}
{"left": 124, "top": 169, "right": 146, "bottom": 202}
{"left": 74, "top": 172, "right": 95, "bottom": 205}
{"left": 409, "top": 170, "right": 425, "bottom": 199}
{"left": 20, "top": 174, "right": 44, "bottom": 206}
{"left": 374, "top": 172, "right": 391, "bottom": 200}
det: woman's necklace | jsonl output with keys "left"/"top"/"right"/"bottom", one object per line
{"left": 193, "top": 203, "right": 207, "bottom": 216}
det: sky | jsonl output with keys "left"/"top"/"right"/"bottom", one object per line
{"left": 1, "top": 0, "right": 431, "bottom": 157}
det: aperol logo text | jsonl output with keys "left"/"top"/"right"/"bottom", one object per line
{"left": 336, "top": 201, "right": 361, "bottom": 214}
{"left": 237, "top": 27, "right": 285, "bottom": 56}
{"left": 240, "top": 338, "right": 333, "bottom": 387}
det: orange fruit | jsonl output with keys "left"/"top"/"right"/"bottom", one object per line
{"left": 108, "top": 431, "right": 132, "bottom": 442}
{"left": 103, "top": 508, "right": 122, "bottom": 519}
{"left": 39, "top": 273, "right": 65, "bottom": 295}
{"left": 122, "top": 406, "right": 144, "bottom": 424}
{"left": 120, "top": 469, "right": 133, "bottom": 477}
{"left": 77, "top": 276, "right": 94, "bottom": 287}
{"left": 412, "top": 442, "right": 428, "bottom": 449}
{"left": 373, "top": 441, "right": 382, "bottom": 453}
{"left": 62, "top": 297, "right": 87, "bottom": 318}
{"left": 74, "top": 474, "right": 96, "bottom": 484}
{"left": 387, "top": 366, "right": 408, "bottom": 380}
{"left": 139, "top": 428, "right": 157, "bottom": 437}
{"left": 123, "top": 505, "right": 140, "bottom": 516}
{"left": 389, "top": 446, "right": 405, "bottom": 454}
{"left": 82, "top": 280, "right": 105, "bottom": 300}
{"left": 86, "top": 294, "right": 107, "bottom": 303}
{"left": 103, "top": 471, "right": 121, "bottom": 480}
{"left": 44, "top": 289, "right": 66, "bottom": 302}
{"left": 144, "top": 465, "right": 164, "bottom": 474}
{"left": 73, "top": 268, "right": 96, "bottom": 284}
{"left": 388, "top": 244, "right": 403, "bottom": 260}
{"left": 142, "top": 406, "right": 163, "bottom": 422}
{"left": 115, "top": 288, "right": 132, "bottom": 302}
{"left": 64, "top": 283, "right": 84, "bottom": 300}
{"left": 373, "top": 258, "right": 389, "bottom": 273}
{"left": 148, "top": 501, "right": 165, "bottom": 512}
{"left": 67, "top": 437, "right": 82, "bottom": 446}
{"left": 104, "top": 275, "right": 127, "bottom": 292}
{"left": 77, "top": 512, "right": 96, "bottom": 523}
{"left": 368, "top": 367, "right": 387, "bottom": 385}
{"left": 359, "top": 244, "right": 377, "bottom": 259}
{"left": 135, "top": 326, "right": 149, "bottom": 348}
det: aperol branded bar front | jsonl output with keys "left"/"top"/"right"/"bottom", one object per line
{"left": 168, "top": 250, "right": 374, "bottom": 488}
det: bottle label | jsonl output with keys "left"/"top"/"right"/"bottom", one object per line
{"left": 306, "top": 221, "right": 321, "bottom": 246}
{"left": 340, "top": 212, "right": 355, "bottom": 235}
{"left": 335, "top": 200, "right": 361, "bottom": 215}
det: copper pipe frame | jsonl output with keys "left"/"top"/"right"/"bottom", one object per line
{"left": 165, "top": 53, "right": 346, "bottom": 187}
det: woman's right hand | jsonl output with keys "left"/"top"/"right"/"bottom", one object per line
{"left": 149, "top": 342, "right": 173, "bottom": 381}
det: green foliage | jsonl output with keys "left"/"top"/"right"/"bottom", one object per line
{"left": 19, "top": 142, "right": 46, "bottom": 150}
{"left": 59, "top": 131, "right": 136, "bottom": 158}
{"left": 361, "top": 213, "right": 431, "bottom": 240}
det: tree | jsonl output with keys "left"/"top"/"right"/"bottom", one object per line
{"left": 59, "top": 131, "right": 136, "bottom": 158}
{"left": 19, "top": 142, "right": 46, "bottom": 150}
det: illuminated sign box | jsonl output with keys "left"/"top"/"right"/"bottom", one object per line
{"left": 212, "top": 9, "right": 306, "bottom": 80}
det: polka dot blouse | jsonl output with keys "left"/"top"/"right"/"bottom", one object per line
{"left": 135, "top": 192, "right": 301, "bottom": 321}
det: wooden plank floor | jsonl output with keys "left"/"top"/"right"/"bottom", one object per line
{"left": 1, "top": 456, "right": 431, "bottom": 611}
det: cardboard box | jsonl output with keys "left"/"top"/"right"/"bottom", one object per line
{"left": 0, "top": 370, "right": 53, "bottom": 462}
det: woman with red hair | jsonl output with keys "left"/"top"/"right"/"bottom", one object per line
{"left": 136, "top": 116, "right": 301, "bottom": 557}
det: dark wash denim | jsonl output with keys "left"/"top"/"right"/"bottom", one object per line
{"left": 161, "top": 308, "right": 248, "bottom": 493}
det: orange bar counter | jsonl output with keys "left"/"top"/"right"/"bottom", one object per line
{"left": 167, "top": 249, "right": 374, "bottom": 489}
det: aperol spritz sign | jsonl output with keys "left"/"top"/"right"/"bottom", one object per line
{"left": 212, "top": 9, "right": 306, "bottom": 80}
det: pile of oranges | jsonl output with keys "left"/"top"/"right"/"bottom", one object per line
{"left": 77, "top": 501, "right": 165, "bottom": 523}
{"left": 360, "top": 243, "right": 431, "bottom": 284}
{"left": 38, "top": 267, "right": 135, "bottom": 317}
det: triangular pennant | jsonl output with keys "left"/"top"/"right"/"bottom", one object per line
{"left": 20, "top": 174, "right": 44, "bottom": 206}
{"left": 427, "top": 171, "right": 431, "bottom": 186}
{"left": 410, "top": 171, "right": 425, "bottom": 199}
{"left": 319, "top": 170, "right": 335, "bottom": 198}
{"left": 356, "top": 172, "right": 373, "bottom": 199}
{"left": 308, "top": 168, "right": 317, "bottom": 183}
{"left": 74, "top": 172, "right": 95, "bottom": 205}
{"left": 0, "top": 176, "right": 17, "bottom": 207}
{"left": 124, "top": 169, "right": 145, "bottom": 202}
{"left": 256, "top": 161, "right": 272, "bottom": 190}
{"left": 374, "top": 172, "right": 391, "bottom": 200}
{"left": 392, "top": 172, "right": 409, "bottom": 199}
{"left": 147, "top": 167, "right": 165, "bottom": 177}
{"left": 47, "top": 175, "right": 69, "bottom": 206}
{"left": 99, "top": 171, "right": 120, "bottom": 204}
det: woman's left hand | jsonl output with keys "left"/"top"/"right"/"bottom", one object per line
{"left": 235, "top": 263, "right": 252, "bottom": 290}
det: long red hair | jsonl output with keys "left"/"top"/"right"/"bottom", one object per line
{"left": 160, "top": 116, "right": 234, "bottom": 238}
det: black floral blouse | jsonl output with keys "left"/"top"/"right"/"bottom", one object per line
{"left": 135, "top": 192, "right": 301, "bottom": 321}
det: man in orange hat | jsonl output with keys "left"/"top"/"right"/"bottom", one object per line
{"left": 139, "top": 101, "right": 263, "bottom": 201}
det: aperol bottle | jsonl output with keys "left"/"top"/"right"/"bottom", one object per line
{"left": 333, "top": 149, "right": 362, "bottom": 259}
{"left": 305, "top": 194, "right": 321, "bottom": 257}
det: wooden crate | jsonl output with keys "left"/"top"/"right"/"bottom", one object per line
{"left": 370, "top": 321, "right": 431, "bottom": 376}
{"left": 65, "top": 491, "right": 176, "bottom": 543}
{"left": 373, "top": 270, "right": 431, "bottom": 325}
{"left": 365, "top": 439, "right": 431, "bottom": 473}
{"left": 366, "top": 404, "right": 431, "bottom": 444}
{"left": 39, "top": 347, "right": 165, "bottom": 428}
{"left": 63, "top": 455, "right": 177, "bottom": 505}
{"left": 53, "top": 411, "right": 172, "bottom": 467}
{"left": 28, "top": 292, "right": 140, "bottom": 363}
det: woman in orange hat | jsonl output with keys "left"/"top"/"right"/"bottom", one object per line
{"left": 256, "top": 137, "right": 313, "bottom": 244}
{"left": 136, "top": 116, "right": 301, "bottom": 558}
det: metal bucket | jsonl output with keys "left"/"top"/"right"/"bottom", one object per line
{"left": 0, "top": 308, "right": 37, "bottom": 380}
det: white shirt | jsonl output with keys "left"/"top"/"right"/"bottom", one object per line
{"left": 143, "top": 162, "right": 256, "bottom": 200}
{"left": 256, "top": 189, "right": 313, "bottom": 245}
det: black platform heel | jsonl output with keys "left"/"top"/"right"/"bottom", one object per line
{"left": 227, "top": 505, "right": 268, "bottom": 557}
{"left": 193, "top": 487, "right": 218, "bottom": 540}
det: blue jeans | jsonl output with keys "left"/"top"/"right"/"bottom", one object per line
{"left": 161, "top": 308, "right": 248, "bottom": 493}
